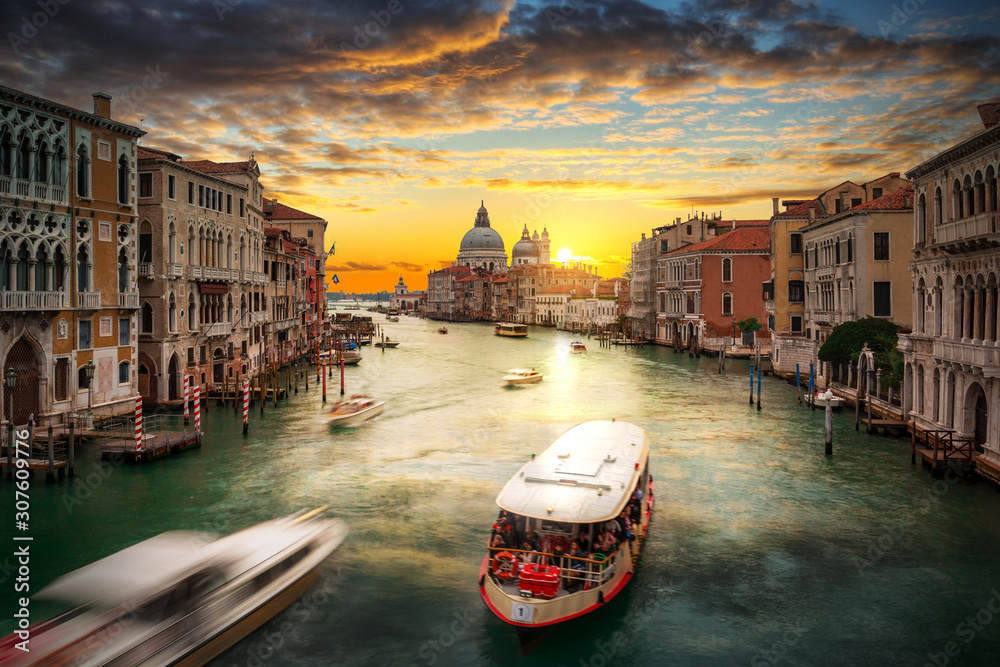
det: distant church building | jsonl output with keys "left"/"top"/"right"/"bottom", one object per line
{"left": 457, "top": 202, "right": 508, "bottom": 272}
{"left": 389, "top": 275, "right": 423, "bottom": 311}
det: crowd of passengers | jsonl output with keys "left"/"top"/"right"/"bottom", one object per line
{"left": 488, "top": 486, "right": 646, "bottom": 588}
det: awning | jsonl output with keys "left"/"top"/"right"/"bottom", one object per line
{"left": 199, "top": 283, "right": 229, "bottom": 294}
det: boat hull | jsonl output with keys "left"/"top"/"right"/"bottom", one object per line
{"left": 503, "top": 376, "right": 542, "bottom": 385}
{"left": 328, "top": 402, "right": 386, "bottom": 426}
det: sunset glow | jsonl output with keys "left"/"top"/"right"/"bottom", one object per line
{"left": 5, "top": 0, "right": 998, "bottom": 292}
{"left": 557, "top": 248, "right": 573, "bottom": 263}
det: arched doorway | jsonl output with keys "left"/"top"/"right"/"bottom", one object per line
{"left": 138, "top": 353, "right": 157, "bottom": 403}
{"left": 168, "top": 354, "right": 180, "bottom": 401}
{"left": 963, "top": 382, "right": 989, "bottom": 453}
{"left": 2, "top": 337, "right": 40, "bottom": 425}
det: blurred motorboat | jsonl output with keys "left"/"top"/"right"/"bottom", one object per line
{"left": 0, "top": 509, "right": 347, "bottom": 666}
{"left": 502, "top": 368, "right": 543, "bottom": 386}
{"left": 570, "top": 342, "right": 587, "bottom": 353}
{"left": 327, "top": 395, "right": 386, "bottom": 426}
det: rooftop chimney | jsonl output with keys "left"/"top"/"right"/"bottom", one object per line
{"left": 808, "top": 206, "right": 815, "bottom": 224}
{"left": 889, "top": 172, "right": 900, "bottom": 178}
{"left": 840, "top": 191, "right": 849, "bottom": 212}
{"left": 772, "top": 197, "right": 779, "bottom": 216}
{"left": 92, "top": 92, "right": 111, "bottom": 119}
{"left": 978, "top": 103, "right": 1000, "bottom": 130}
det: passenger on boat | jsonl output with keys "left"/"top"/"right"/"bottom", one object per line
{"left": 566, "top": 541, "right": 587, "bottom": 591}
{"left": 576, "top": 531, "right": 590, "bottom": 552}
{"left": 523, "top": 525, "right": 540, "bottom": 551}
{"left": 520, "top": 541, "right": 539, "bottom": 564}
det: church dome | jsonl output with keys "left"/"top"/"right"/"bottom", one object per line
{"left": 459, "top": 201, "right": 505, "bottom": 253}
{"left": 512, "top": 225, "right": 540, "bottom": 262}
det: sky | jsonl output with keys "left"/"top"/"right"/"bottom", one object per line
{"left": 3, "top": 0, "right": 1000, "bottom": 292}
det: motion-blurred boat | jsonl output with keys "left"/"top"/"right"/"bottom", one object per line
{"left": 327, "top": 395, "right": 386, "bottom": 426}
{"left": 502, "top": 368, "right": 543, "bottom": 385}
{"left": 570, "top": 341, "right": 587, "bottom": 353}
{"left": 0, "top": 509, "right": 347, "bottom": 666}
{"left": 438, "top": 327, "right": 448, "bottom": 334}
{"left": 495, "top": 323, "right": 528, "bottom": 338}
{"left": 373, "top": 339, "right": 399, "bottom": 348}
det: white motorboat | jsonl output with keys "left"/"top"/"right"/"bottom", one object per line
{"left": 814, "top": 389, "right": 843, "bottom": 409}
{"left": 495, "top": 323, "right": 528, "bottom": 338}
{"left": 0, "top": 509, "right": 347, "bottom": 666}
{"left": 570, "top": 341, "right": 587, "bottom": 353}
{"left": 502, "top": 368, "right": 543, "bottom": 385}
{"left": 479, "top": 420, "right": 654, "bottom": 636}
{"left": 327, "top": 395, "right": 386, "bottom": 426}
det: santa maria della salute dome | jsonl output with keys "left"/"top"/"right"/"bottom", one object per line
{"left": 457, "top": 201, "right": 508, "bottom": 272}
{"left": 456, "top": 202, "right": 551, "bottom": 272}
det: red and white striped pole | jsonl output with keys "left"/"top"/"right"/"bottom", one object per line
{"left": 194, "top": 385, "right": 201, "bottom": 437}
{"left": 134, "top": 396, "right": 143, "bottom": 452}
{"left": 242, "top": 379, "right": 249, "bottom": 435}
{"left": 183, "top": 376, "right": 189, "bottom": 424}
{"left": 322, "top": 363, "right": 327, "bottom": 403}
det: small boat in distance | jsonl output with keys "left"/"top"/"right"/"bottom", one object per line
{"left": 438, "top": 327, "right": 448, "bottom": 334}
{"left": 479, "top": 420, "right": 654, "bottom": 636}
{"left": 327, "top": 395, "right": 386, "bottom": 426}
{"left": 570, "top": 341, "right": 587, "bottom": 353}
{"left": 495, "top": 323, "right": 528, "bottom": 338}
{"left": 373, "top": 338, "right": 399, "bottom": 348}
{"left": 0, "top": 509, "right": 347, "bottom": 666}
{"left": 502, "top": 368, "right": 543, "bottom": 386}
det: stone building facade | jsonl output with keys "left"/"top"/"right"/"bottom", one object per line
{"left": 899, "top": 104, "right": 1000, "bottom": 474}
{"left": 1, "top": 87, "right": 144, "bottom": 425}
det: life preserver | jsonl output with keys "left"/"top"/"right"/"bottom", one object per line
{"left": 491, "top": 551, "right": 519, "bottom": 580}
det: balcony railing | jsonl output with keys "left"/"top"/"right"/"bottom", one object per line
{"left": 0, "top": 290, "right": 66, "bottom": 311}
{"left": 188, "top": 265, "right": 202, "bottom": 280}
{"left": 138, "top": 262, "right": 154, "bottom": 278}
{"left": 118, "top": 292, "right": 139, "bottom": 309}
{"left": 276, "top": 279, "right": 286, "bottom": 288}
{"left": 268, "top": 317, "right": 297, "bottom": 332}
{"left": 76, "top": 291, "right": 101, "bottom": 310}
{"left": 936, "top": 211, "right": 999, "bottom": 250}
{"left": 933, "top": 339, "right": 1000, "bottom": 376}
{"left": 0, "top": 176, "right": 68, "bottom": 203}
{"left": 251, "top": 311, "right": 267, "bottom": 323}
{"left": 166, "top": 263, "right": 184, "bottom": 278}
{"left": 200, "top": 322, "right": 232, "bottom": 337}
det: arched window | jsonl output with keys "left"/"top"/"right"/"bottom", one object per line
{"left": 118, "top": 361, "right": 130, "bottom": 385}
{"left": 15, "top": 243, "right": 29, "bottom": 291}
{"left": 0, "top": 239, "right": 10, "bottom": 291}
{"left": 189, "top": 293, "right": 197, "bottom": 331}
{"left": 34, "top": 245, "right": 48, "bottom": 291}
{"left": 722, "top": 292, "right": 733, "bottom": 316}
{"left": 138, "top": 220, "right": 153, "bottom": 263}
{"left": 54, "top": 245, "right": 66, "bottom": 291}
{"left": 117, "top": 154, "right": 129, "bottom": 204}
{"left": 52, "top": 143, "right": 65, "bottom": 186}
{"left": 118, "top": 247, "right": 129, "bottom": 292}
{"left": 76, "top": 245, "right": 90, "bottom": 291}
{"left": 16, "top": 134, "right": 30, "bottom": 180}
{"left": 835, "top": 237, "right": 841, "bottom": 264}
{"left": 934, "top": 186, "right": 942, "bottom": 225}
{"left": 168, "top": 294, "right": 177, "bottom": 332}
{"left": 847, "top": 236, "right": 853, "bottom": 262}
{"left": 722, "top": 258, "right": 732, "bottom": 282}
{"left": 78, "top": 366, "right": 91, "bottom": 391}
{"left": 77, "top": 144, "right": 89, "bottom": 197}
{"left": 0, "top": 127, "right": 11, "bottom": 176}
{"left": 918, "top": 193, "right": 926, "bottom": 244}
{"left": 35, "top": 141, "right": 48, "bottom": 183}
{"left": 141, "top": 301, "right": 153, "bottom": 334}
{"left": 168, "top": 222, "right": 177, "bottom": 264}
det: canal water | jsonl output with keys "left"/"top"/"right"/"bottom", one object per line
{"left": 5, "top": 314, "right": 1000, "bottom": 666}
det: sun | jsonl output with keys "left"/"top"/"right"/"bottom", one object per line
{"left": 556, "top": 248, "right": 573, "bottom": 263}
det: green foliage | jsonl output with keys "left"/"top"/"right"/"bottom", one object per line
{"left": 737, "top": 317, "right": 761, "bottom": 333}
{"left": 819, "top": 317, "right": 902, "bottom": 386}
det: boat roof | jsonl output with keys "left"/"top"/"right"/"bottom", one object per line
{"left": 504, "top": 368, "right": 538, "bottom": 374}
{"left": 496, "top": 420, "right": 649, "bottom": 524}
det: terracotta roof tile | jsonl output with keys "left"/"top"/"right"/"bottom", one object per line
{"left": 852, "top": 186, "right": 914, "bottom": 211}
{"left": 180, "top": 159, "right": 254, "bottom": 174}
{"left": 774, "top": 199, "right": 826, "bottom": 219}
{"left": 263, "top": 197, "right": 325, "bottom": 221}
{"left": 668, "top": 225, "right": 770, "bottom": 254}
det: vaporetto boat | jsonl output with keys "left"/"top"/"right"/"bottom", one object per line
{"left": 479, "top": 420, "right": 654, "bottom": 634}
{"left": 0, "top": 509, "right": 347, "bottom": 666}
{"left": 494, "top": 323, "right": 528, "bottom": 337}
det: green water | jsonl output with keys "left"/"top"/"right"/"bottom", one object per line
{"left": 4, "top": 317, "right": 1000, "bottom": 666}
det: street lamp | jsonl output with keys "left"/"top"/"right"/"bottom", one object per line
{"left": 84, "top": 359, "right": 96, "bottom": 421}
{"left": 4, "top": 367, "right": 15, "bottom": 475}
{"left": 5, "top": 366, "right": 16, "bottom": 425}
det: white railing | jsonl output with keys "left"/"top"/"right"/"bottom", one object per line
{"left": 118, "top": 292, "right": 139, "bottom": 309}
{"left": 269, "top": 317, "right": 297, "bottom": 332}
{"left": 138, "top": 262, "right": 154, "bottom": 278}
{"left": 253, "top": 271, "right": 268, "bottom": 286}
{"left": 188, "top": 265, "right": 202, "bottom": 279}
{"left": 276, "top": 279, "right": 286, "bottom": 288}
{"left": 76, "top": 292, "right": 101, "bottom": 309}
{"left": 200, "top": 322, "right": 232, "bottom": 337}
{"left": 933, "top": 339, "right": 1000, "bottom": 369}
{"left": 0, "top": 290, "right": 66, "bottom": 310}
{"left": 0, "top": 177, "right": 65, "bottom": 203}
{"left": 937, "top": 212, "right": 996, "bottom": 246}
{"left": 167, "top": 263, "right": 184, "bottom": 278}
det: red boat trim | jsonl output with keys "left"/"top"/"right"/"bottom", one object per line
{"left": 478, "top": 556, "right": 633, "bottom": 627}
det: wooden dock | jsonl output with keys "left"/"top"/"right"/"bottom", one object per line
{"left": 100, "top": 429, "right": 200, "bottom": 463}
{"left": 0, "top": 457, "right": 68, "bottom": 474}
{"left": 861, "top": 418, "right": 908, "bottom": 436}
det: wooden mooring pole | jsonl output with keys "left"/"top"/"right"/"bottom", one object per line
{"left": 756, "top": 368, "right": 762, "bottom": 411}
{"left": 46, "top": 425, "right": 54, "bottom": 483}
{"left": 825, "top": 400, "right": 833, "bottom": 456}
{"left": 749, "top": 364, "right": 754, "bottom": 406}
{"left": 67, "top": 421, "right": 75, "bottom": 478}
{"left": 796, "top": 363, "right": 802, "bottom": 404}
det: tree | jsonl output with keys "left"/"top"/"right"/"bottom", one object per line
{"left": 818, "top": 317, "right": 902, "bottom": 388}
{"left": 737, "top": 317, "right": 761, "bottom": 333}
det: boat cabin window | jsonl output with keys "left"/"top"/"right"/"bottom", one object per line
{"left": 540, "top": 519, "right": 575, "bottom": 535}
{"left": 251, "top": 545, "right": 312, "bottom": 592}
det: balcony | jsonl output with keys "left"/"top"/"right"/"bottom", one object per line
{"left": 268, "top": 317, "right": 297, "bottom": 333}
{"left": 76, "top": 291, "right": 101, "bottom": 310}
{"left": 138, "top": 262, "right": 154, "bottom": 278}
{"left": 251, "top": 311, "right": 267, "bottom": 323}
{"left": 166, "top": 263, "right": 184, "bottom": 278}
{"left": 188, "top": 265, "right": 202, "bottom": 280}
{"left": 118, "top": 292, "right": 139, "bottom": 309}
{"left": 0, "top": 290, "right": 66, "bottom": 311}
{"left": 935, "top": 211, "right": 1000, "bottom": 253}
{"left": 276, "top": 279, "right": 286, "bottom": 288}
{"left": 0, "top": 176, "right": 69, "bottom": 204}
{"left": 200, "top": 322, "right": 232, "bottom": 338}
{"left": 933, "top": 339, "right": 1000, "bottom": 377}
